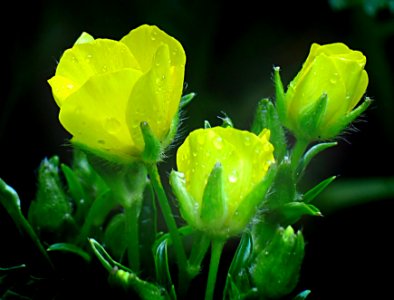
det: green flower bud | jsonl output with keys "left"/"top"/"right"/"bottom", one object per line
{"left": 250, "top": 226, "right": 305, "bottom": 298}
{"left": 277, "top": 43, "right": 371, "bottom": 141}
{"left": 28, "top": 156, "right": 72, "bottom": 232}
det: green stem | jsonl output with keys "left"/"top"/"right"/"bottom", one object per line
{"left": 125, "top": 202, "right": 140, "bottom": 272}
{"left": 290, "top": 138, "right": 309, "bottom": 176}
{"left": 146, "top": 164, "right": 189, "bottom": 289}
{"left": 205, "top": 239, "right": 225, "bottom": 300}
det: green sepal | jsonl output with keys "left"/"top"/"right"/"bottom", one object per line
{"left": 303, "top": 176, "right": 336, "bottom": 203}
{"left": 277, "top": 202, "right": 322, "bottom": 225}
{"left": 340, "top": 96, "right": 372, "bottom": 132}
{"left": 218, "top": 112, "right": 234, "bottom": 128}
{"left": 179, "top": 92, "right": 196, "bottom": 109}
{"left": 204, "top": 120, "right": 212, "bottom": 128}
{"left": 169, "top": 170, "right": 199, "bottom": 228}
{"left": 89, "top": 238, "right": 165, "bottom": 300}
{"left": 250, "top": 226, "right": 305, "bottom": 299}
{"left": 299, "top": 93, "right": 328, "bottom": 140}
{"left": 200, "top": 163, "right": 228, "bottom": 231}
{"left": 251, "top": 98, "right": 287, "bottom": 162}
{"left": 273, "top": 66, "right": 286, "bottom": 122}
{"left": 231, "top": 165, "right": 276, "bottom": 235}
{"left": 293, "top": 289, "right": 312, "bottom": 300}
{"left": 299, "top": 142, "right": 337, "bottom": 176}
{"left": 28, "top": 156, "right": 73, "bottom": 232}
{"left": 141, "top": 121, "right": 162, "bottom": 163}
{"left": 154, "top": 240, "right": 177, "bottom": 299}
{"left": 0, "top": 178, "right": 53, "bottom": 271}
{"left": 103, "top": 213, "right": 127, "bottom": 260}
{"left": 47, "top": 243, "right": 91, "bottom": 262}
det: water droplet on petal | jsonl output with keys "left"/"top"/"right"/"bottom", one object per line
{"left": 228, "top": 170, "right": 238, "bottom": 183}
{"left": 243, "top": 135, "right": 251, "bottom": 146}
{"left": 105, "top": 117, "right": 121, "bottom": 133}
{"left": 213, "top": 136, "right": 223, "bottom": 149}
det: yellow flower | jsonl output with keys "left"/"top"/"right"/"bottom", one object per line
{"left": 280, "top": 42, "right": 370, "bottom": 141}
{"left": 48, "top": 25, "right": 186, "bottom": 163}
{"left": 170, "top": 127, "right": 275, "bottom": 238}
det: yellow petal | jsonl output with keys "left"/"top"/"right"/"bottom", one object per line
{"left": 59, "top": 69, "right": 142, "bottom": 162}
{"left": 288, "top": 53, "right": 347, "bottom": 129}
{"left": 120, "top": 24, "right": 186, "bottom": 73}
{"left": 48, "top": 39, "right": 139, "bottom": 106}
{"left": 126, "top": 44, "right": 184, "bottom": 151}
{"left": 348, "top": 69, "right": 368, "bottom": 111}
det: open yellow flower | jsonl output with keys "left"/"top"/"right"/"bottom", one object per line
{"left": 170, "top": 127, "right": 275, "bottom": 238}
{"left": 48, "top": 24, "right": 186, "bottom": 163}
{"left": 280, "top": 42, "right": 370, "bottom": 141}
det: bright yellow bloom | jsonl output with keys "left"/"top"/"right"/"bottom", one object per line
{"left": 48, "top": 24, "right": 186, "bottom": 163}
{"left": 282, "top": 42, "right": 369, "bottom": 140}
{"left": 170, "top": 127, "right": 275, "bottom": 238}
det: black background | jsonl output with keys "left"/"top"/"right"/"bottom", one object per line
{"left": 1, "top": 1, "right": 394, "bottom": 299}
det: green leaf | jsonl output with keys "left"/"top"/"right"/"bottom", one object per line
{"left": 103, "top": 213, "right": 127, "bottom": 260}
{"left": 266, "top": 159, "right": 296, "bottom": 209}
{"left": 293, "top": 289, "right": 311, "bottom": 300}
{"left": 89, "top": 239, "right": 165, "bottom": 300}
{"left": 187, "top": 233, "right": 211, "bottom": 278}
{"left": 154, "top": 240, "right": 176, "bottom": 299}
{"left": 139, "top": 182, "right": 158, "bottom": 275}
{"left": 223, "top": 232, "right": 253, "bottom": 298}
{"left": 251, "top": 98, "right": 287, "bottom": 162}
{"left": 279, "top": 202, "right": 322, "bottom": 225}
{"left": 303, "top": 176, "right": 336, "bottom": 203}
{"left": 299, "top": 142, "right": 337, "bottom": 175}
{"left": 0, "top": 178, "right": 53, "bottom": 270}
{"left": 228, "top": 231, "right": 253, "bottom": 276}
{"left": 273, "top": 66, "right": 286, "bottom": 122}
{"left": 47, "top": 243, "right": 91, "bottom": 262}
{"left": 78, "top": 190, "right": 114, "bottom": 243}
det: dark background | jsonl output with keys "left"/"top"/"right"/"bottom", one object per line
{"left": 1, "top": 0, "right": 394, "bottom": 299}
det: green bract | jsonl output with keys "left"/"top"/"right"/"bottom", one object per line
{"left": 170, "top": 127, "right": 275, "bottom": 238}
